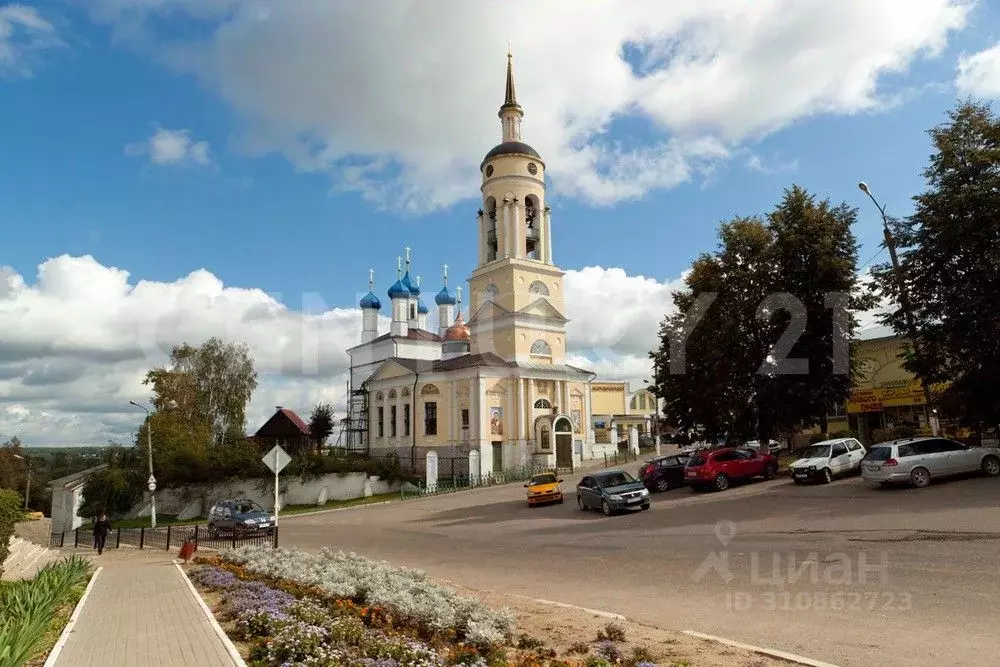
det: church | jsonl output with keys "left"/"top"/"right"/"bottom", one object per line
{"left": 345, "top": 54, "right": 632, "bottom": 476}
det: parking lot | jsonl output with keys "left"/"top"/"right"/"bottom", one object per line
{"left": 279, "top": 468, "right": 1000, "bottom": 667}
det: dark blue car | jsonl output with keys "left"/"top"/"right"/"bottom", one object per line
{"left": 576, "top": 470, "right": 651, "bottom": 515}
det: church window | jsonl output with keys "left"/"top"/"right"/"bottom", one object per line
{"left": 377, "top": 407, "right": 384, "bottom": 438}
{"left": 528, "top": 280, "right": 549, "bottom": 296}
{"left": 484, "top": 284, "right": 499, "bottom": 304}
{"left": 390, "top": 405, "right": 397, "bottom": 437}
{"left": 388, "top": 389, "right": 397, "bottom": 400}
{"left": 533, "top": 398, "right": 552, "bottom": 409}
{"left": 403, "top": 404, "right": 411, "bottom": 437}
{"left": 375, "top": 392, "right": 383, "bottom": 402}
{"left": 485, "top": 197, "right": 498, "bottom": 261}
{"left": 530, "top": 339, "right": 552, "bottom": 356}
{"left": 421, "top": 384, "right": 440, "bottom": 395}
{"left": 401, "top": 387, "right": 410, "bottom": 397}
{"left": 410, "top": 304, "right": 416, "bottom": 319}
{"left": 527, "top": 162, "right": 538, "bottom": 175}
{"left": 485, "top": 165, "right": 494, "bottom": 177}
{"left": 525, "top": 195, "right": 540, "bottom": 259}
{"left": 424, "top": 401, "right": 437, "bottom": 436}
{"left": 540, "top": 425, "right": 551, "bottom": 450}
{"left": 461, "top": 409, "right": 470, "bottom": 427}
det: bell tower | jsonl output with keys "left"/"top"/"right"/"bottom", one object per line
{"left": 467, "top": 51, "right": 568, "bottom": 364}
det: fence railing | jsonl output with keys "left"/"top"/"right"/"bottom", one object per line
{"left": 50, "top": 523, "right": 279, "bottom": 552}
{"left": 401, "top": 463, "right": 553, "bottom": 499}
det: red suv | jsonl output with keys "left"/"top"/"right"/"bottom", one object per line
{"left": 684, "top": 447, "right": 779, "bottom": 491}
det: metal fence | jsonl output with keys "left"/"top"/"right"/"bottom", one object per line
{"left": 401, "top": 462, "right": 552, "bottom": 499}
{"left": 50, "top": 524, "right": 279, "bottom": 552}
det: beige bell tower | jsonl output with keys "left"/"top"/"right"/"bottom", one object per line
{"left": 467, "top": 51, "right": 569, "bottom": 364}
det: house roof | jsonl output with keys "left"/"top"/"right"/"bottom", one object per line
{"left": 370, "top": 353, "right": 594, "bottom": 379}
{"left": 49, "top": 464, "right": 107, "bottom": 490}
{"left": 255, "top": 407, "right": 311, "bottom": 437}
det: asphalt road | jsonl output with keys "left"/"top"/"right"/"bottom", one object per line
{"left": 279, "top": 469, "right": 1000, "bottom": 667}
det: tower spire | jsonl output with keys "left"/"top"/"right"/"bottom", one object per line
{"left": 504, "top": 50, "right": 517, "bottom": 108}
{"left": 499, "top": 50, "right": 523, "bottom": 141}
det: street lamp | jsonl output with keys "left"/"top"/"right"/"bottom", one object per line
{"left": 858, "top": 181, "right": 939, "bottom": 435}
{"left": 12, "top": 454, "right": 30, "bottom": 510}
{"left": 129, "top": 400, "right": 157, "bottom": 528}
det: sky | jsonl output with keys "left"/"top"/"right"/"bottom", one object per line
{"left": 2, "top": 0, "right": 1000, "bottom": 446}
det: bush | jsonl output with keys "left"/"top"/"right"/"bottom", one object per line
{"left": 809, "top": 429, "right": 859, "bottom": 445}
{"left": 871, "top": 426, "right": 918, "bottom": 445}
{"left": 0, "top": 488, "right": 23, "bottom": 576}
{"left": 596, "top": 622, "right": 626, "bottom": 643}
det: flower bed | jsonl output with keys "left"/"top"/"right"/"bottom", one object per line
{"left": 189, "top": 548, "right": 663, "bottom": 666}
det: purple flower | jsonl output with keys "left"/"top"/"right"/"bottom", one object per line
{"left": 595, "top": 640, "right": 622, "bottom": 662}
{"left": 190, "top": 566, "right": 238, "bottom": 589}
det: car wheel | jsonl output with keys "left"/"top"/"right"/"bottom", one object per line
{"left": 792, "top": 478, "right": 804, "bottom": 485}
{"left": 577, "top": 495, "right": 587, "bottom": 511}
{"left": 640, "top": 503, "right": 651, "bottom": 511}
{"left": 764, "top": 463, "right": 778, "bottom": 480}
{"left": 602, "top": 500, "right": 613, "bottom": 516}
{"left": 655, "top": 478, "right": 671, "bottom": 492}
{"left": 821, "top": 468, "right": 833, "bottom": 484}
{"left": 713, "top": 474, "right": 730, "bottom": 491}
{"left": 910, "top": 467, "right": 931, "bottom": 488}
{"left": 982, "top": 455, "right": 1000, "bottom": 477}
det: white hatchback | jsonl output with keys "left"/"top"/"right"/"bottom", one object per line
{"left": 789, "top": 438, "right": 866, "bottom": 484}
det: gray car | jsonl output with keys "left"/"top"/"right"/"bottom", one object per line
{"left": 576, "top": 470, "right": 651, "bottom": 515}
{"left": 861, "top": 437, "right": 1000, "bottom": 488}
{"left": 207, "top": 499, "right": 276, "bottom": 537}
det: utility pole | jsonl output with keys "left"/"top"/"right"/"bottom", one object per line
{"left": 858, "top": 182, "right": 939, "bottom": 435}
{"left": 129, "top": 401, "right": 158, "bottom": 527}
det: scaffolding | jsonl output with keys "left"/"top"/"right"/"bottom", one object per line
{"left": 337, "top": 377, "right": 369, "bottom": 454}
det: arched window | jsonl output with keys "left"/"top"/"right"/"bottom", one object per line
{"left": 420, "top": 384, "right": 440, "bottom": 395}
{"left": 630, "top": 395, "right": 638, "bottom": 410}
{"left": 525, "top": 196, "right": 540, "bottom": 259}
{"left": 553, "top": 417, "right": 572, "bottom": 433}
{"left": 528, "top": 280, "right": 549, "bottom": 296}
{"left": 530, "top": 339, "right": 552, "bottom": 356}
{"left": 484, "top": 197, "right": 498, "bottom": 261}
{"left": 401, "top": 387, "right": 410, "bottom": 397}
{"left": 388, "top": 389, "right": 397, "bottom": 399}
{"left": 375, "top": 391, "right": 384, "bottom": 402}
{"left": 484, "top": 284, "right": 499, "bottom": 304}
{"left": 533, "top": 398, "right": 552, "bottom": 409}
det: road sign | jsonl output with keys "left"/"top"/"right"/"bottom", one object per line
{"left": 263, "top": 445, "right": 292, "bottom": 474}
{"left": 147, "top": 474, "right": 157, "bottom": 492}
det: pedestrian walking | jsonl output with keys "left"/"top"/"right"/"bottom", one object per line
{"left": 93, "top": 512, "right": 112, "bottom": 555}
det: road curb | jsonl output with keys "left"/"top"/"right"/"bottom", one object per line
{"left": 516, "top": 596, "right": 626, "bottom": 620}
{"left": 174, "top": 561, "right": 248, "bottom": 667}
{"left": 43, "top": 566, "right": 103, "bottom": 667}
{"left": 683, "top": 630, "right": 841, "bottom": 667}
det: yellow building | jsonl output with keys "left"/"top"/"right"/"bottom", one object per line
{"left": 591, "top": 382, "right": 659, "bottom": 443}
{"left": 346, "top": 54, "right": 623, "bottom": 475}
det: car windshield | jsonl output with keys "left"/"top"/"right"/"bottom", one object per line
{"left": 234, "top": 501, "right": 263, "bottom": 514}
{"left": 864, "top": 447, "right": 893, "bottom": 462}
{"left": 596, "top": 472, "right": 636, "bottom": 488}
{"left": 529, "top": 473, "right": 557, "bottom": 485}
{"left": 801, "top": 445, "right": 832, "bottom": 459}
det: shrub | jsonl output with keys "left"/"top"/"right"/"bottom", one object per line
{"left": 0, "top": 488, "right": 22, "bottom": 576}
{"left": 628, "top": 646, "right": 656, "bottom": 666}
{"left": 596, "top": 622, "right": 626, "bottom": 643}
{"left": 567, "top": 641, "right": 590, "bottom": 655}
{"left": 594, "top": 640, "right": 622, "bottom": 663}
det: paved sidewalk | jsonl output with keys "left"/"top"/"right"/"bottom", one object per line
{"left": 52, "top": 553, "right": 239, "bottom": 666}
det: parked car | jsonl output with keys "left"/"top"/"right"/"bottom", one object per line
{"left": 684, "top": 447, "right": 778, "bottom": 491}
{"left": 638, "top": 454, "right": 691, "bottom": 492}
{"left": 576, "top": 470, "right": 650, "bottom": 515}
{"left": 524, "top": 472, "right": 564, "bottom": 506}
{"left": 861, "top": 437, "right": 1000, "bottom": 488}
{"left": 789, "top": 437, "right": 866, "bottom": 484}
{"left": 745, "top": 439, "right": 787, "bottom": 454}
{"left": 207, "top": 499, "right": 275, "bottom": 537}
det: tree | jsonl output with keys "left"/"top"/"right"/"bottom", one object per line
{"left": 79, "top": 445, "right": 145, "bottom": 519}
{"left": 308, "top": 403, "right": 335, "bottom": 453}
{"left": 654, "top": 187, "right": 870, "bottom": 443}
{"left": 0, "top": 436, "right": 27, "bottom": 497}
{"left": 872, "top": 101, "right": 1000, "bottom": 432}
{"left": 144, "top": 337, "right": 258, "bottom": 446}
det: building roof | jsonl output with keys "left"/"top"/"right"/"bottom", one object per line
{"left": 372, "top": 353, "right": 594, "bottom": 378}
{"left": 359, "top": 291, "right": 382, "bottom": 310}
{"left": 482, "top": 141, "right": 541, "bottom": 167}
{"left": 49, "top": 464, "right": 107, "bottom": 490}
{"left": 255, "top": 407, "right": 311, "bottom": 437}
{"left": 502, "top": 51, "right": 519, "bottom": 111}
{"left": 368, "top": 329, "right": 442, "bottom": 345}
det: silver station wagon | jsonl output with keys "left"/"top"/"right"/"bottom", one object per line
{"left": 861, "top": 437, "right": 1000, "bottom": 488}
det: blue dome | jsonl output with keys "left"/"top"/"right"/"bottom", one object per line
{"left": 417, "top": 299, "right": 429, "bottom": 314}
{"left": 359, "top": 291, "right": 382, "bottom": 310}
{"left": 435, "top": 287, "right": 457, "bottom": 306}
{"left": 387, "top": 280, "right": 409, "bottom": 299}
{"left": 401, "top": 272, "right": 420, "bottom": 296}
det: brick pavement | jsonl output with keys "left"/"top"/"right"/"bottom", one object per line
{"left": 52, "top": 552, "right": 240, "bottom": 666}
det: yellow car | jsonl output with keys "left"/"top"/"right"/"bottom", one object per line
{"left": 525, "top": 472, "right": 564, "bottom": 506}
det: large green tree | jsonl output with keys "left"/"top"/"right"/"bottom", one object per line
{"left": 872, "top": 101, "right": 1000, "bottom": 432}
{"left": 654, "top": 187, "right": 869, "bottom": 442}
{"left": 144, "top": 337, "right": 258, "bottom": 446}
{"left": 308, "top": 402, "right": 335, "bottom": 453}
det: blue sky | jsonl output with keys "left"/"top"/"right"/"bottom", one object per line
{"left": 2, "top": 0, "right": 1000, "bottom": 444}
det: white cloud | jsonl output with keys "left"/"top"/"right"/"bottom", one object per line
{"left": 0, "top": 4, "right": 66, "bottom": 78}
{"left": 956, "top": 41, "right": 1000, "bottom": 98}
{"left": 125, "top": 127, "right": 213, "bottom": 167}
{"left": 0, "top": 256, "right": 679, "bottom": 445}
{"left": 83, "top": 0, "right": 969, "bottom": 213}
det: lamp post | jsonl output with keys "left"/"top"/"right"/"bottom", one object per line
{"left": 858, "top": 181, "right": 939, "bottom": 435}
{"left": 12, "top": 454, "right": 30, "bottom": 510}
{"left": 129, "top": 400, "right": 157, "bottom": 528}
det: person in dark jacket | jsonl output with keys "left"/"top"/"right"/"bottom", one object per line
{"left": 93, "top": 512, "right": 112, "bottom": 555}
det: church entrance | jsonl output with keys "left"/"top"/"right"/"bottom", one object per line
{"left": 553, "top": 417, "right": 573, "bottom": 471}
{"left": 492, "top": 441, "right": 503, "bottom": 474}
